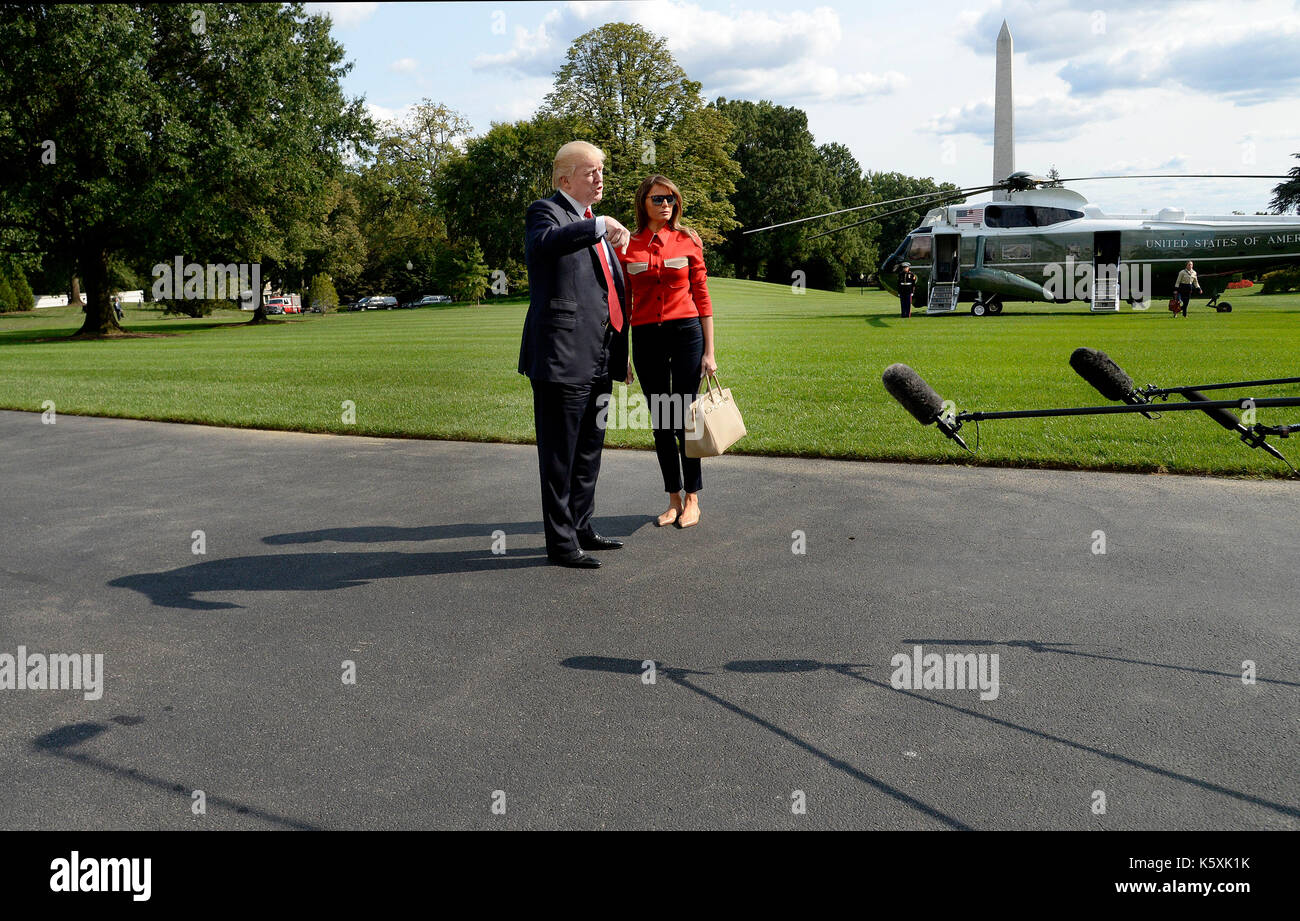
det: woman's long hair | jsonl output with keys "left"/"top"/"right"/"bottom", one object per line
{"left": 633, "top": 174, "right": 685, "bottom": 234}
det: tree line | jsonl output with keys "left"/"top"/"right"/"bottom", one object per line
{"left": 2, "top": 5, "right": 1296, "bottom": 335}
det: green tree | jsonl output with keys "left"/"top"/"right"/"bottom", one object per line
{"left": 1270, "top": 153, "right": 1300, "bottom": 214}
{"left": 0, "top": 4, "right": 371, "bottom": 336}
{"left": 814, "top": 142, "right": 878, "bottom": 288}
{"left": 648, "top": 105, "right": 740, "bottom": 246}
{"left": 540, "top": 24, "right": 739, "bottom": 240}
{"left": 307, "top": 273, "right": 339, "bottom": 312}
{"left": 4, "top": 263, "right": 35, "bottom": 310}
{"left": 369, "top": 100, "right": 471, "bottom": 216}
{"left": 864, "top": 171, "right": 965, "bottom": 264}
{"left": 714, "top": 98, "right": 835, "bottom": 285}
{"left": 0, "top": 272, "right": 16, "bottom": 312}
{"left": 439, "top": 113, "right": 583, "bottom": 272}
{"left": 449, "top": 240, "right": 490, "bottom": 304}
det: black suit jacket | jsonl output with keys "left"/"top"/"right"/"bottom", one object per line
{"left": 518, "top": 192, "right": 629, "bottom": 383}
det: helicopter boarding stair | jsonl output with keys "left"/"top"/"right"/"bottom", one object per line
{"left": 1090, "top": 272, "right": 1121, "bottom": 312}
{"left": 927, "top": 283, "right": 959, "bottom": 314}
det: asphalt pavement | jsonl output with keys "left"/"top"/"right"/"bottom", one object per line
{"left": 0, "top": 409, "right": 1296, "bottom": 829}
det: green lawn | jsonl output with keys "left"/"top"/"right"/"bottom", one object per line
{"left": 1, "top": 280, "right": 1297, "bottom": 477}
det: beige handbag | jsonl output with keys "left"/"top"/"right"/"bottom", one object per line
{"left": 685, "top": 373, "right": 746, "bottom": 458}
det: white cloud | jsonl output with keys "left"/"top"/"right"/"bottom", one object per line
{"left": 959, "top": 2, "right": 1300, "bottom": 107}
{"left": 473, "top": 1, "right": 902, "bottom": 104}
{"left": 1087, "top": 156, "right": 1193, "bottom": 176}
{"left": 306, "top": 2, "right": 379, "bottom": 29}
{"left": 925, "top": 94, "right": 1128, "bottom": 143}
{"left": 364, "top": 101, "right": 416, "bottom": 126}
{"left": 709, "top": 62, "right": 905, "bottom": 104}
{"left": 1060, "top": 17, "right": 1300, "bottom": 104}
{"left": 390, "top": 57, "right": 420, "bottom": 74}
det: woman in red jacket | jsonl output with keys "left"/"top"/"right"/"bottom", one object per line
{"left": 619, "top": 174, "right": 717, "bottom": 529}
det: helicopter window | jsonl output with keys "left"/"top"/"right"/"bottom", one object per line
{"left": 905, "top": 235, "right": 932, "bottom": 261}
{"left": 985, "top": 205, "right": 1084, "bottom": 228}
{"left": 985, "top": 205, "right": 1033, "bottom": 228}
{"left": 1001, "top": 243, "right": 1032, "bottom": 261}
{"left": 1032, "top": 207, "right": 1084, "bottom": 225}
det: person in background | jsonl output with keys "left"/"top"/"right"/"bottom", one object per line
{"left": 897, "top": 263, "right": 917, "bottom": 318}
{"left": 1175, "top": 261, "right": 1201, "bottom": 317}
{"left": 618, "top": 174, "right": 715, "bottom": 529}
{"left": 112, "top": 294, "right": 124, "bottom": 320}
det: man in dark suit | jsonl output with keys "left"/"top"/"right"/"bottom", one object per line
{"left": 519, "top": 141, "right": 633, "bottom": 569}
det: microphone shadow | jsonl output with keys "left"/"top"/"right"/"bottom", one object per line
{"left": 902, "top": 638, "right": 1300, "bottom": 689}
{"left": 31, "top": 721, "right": 322, "bottom": 829}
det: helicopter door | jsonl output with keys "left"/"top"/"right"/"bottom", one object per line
{"left": 1091, "top": 231, "right": 1121, "bottom": 312}
{"left": 927, "top": 233, "right": 960, "bottom": 314}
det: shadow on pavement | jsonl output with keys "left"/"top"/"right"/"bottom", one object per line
{"left": 561, "top": 655, "right": 972, "bottom": 830}
{"left": 110, "top": 547, "right": 553, "bottom": 610}
{"left": 262, "top": 515, "right": 651, "bottom": 545}
{"left": 564, "top": 654, "right": 1300, "bottom": 826}
{"left": 32, "top": 721, "right": 322, "bottom": 830}
{"left": 902, "top": 637, "right": 1300, "bottom": 689}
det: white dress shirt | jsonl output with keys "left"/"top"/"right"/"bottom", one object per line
{"left": 558, "top": 189, "right": 607, "bottom": 238}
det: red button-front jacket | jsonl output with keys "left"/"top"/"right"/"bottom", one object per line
{"left": 617, "top": 226, "right": 712, "bottom": 327}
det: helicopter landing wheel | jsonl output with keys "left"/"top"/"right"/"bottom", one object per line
{"left": 986, "top": 298, "right": 1003, "bottom": 316}
{"left": 972, "top": 301, "right": 987, "bottom": 317}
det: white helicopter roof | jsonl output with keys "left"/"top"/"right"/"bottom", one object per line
{"left": 919, "top": 183, "right": 1300, "bottom": 230}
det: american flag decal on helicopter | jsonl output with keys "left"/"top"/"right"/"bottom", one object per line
{"left": 955, "top": 207, "right": 985, "bottom": 225}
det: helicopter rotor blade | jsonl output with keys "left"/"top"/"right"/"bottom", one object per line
{"left": 1054, "top": 173, "right": 1292, "bottom": 182}
{"left": 807, "top": 193, "right": 979, "bottom": 240}
{"left": 742, "top": 184, "right": 999, "bottom": 235}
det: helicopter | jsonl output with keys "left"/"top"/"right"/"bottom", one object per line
{"left": 747, "top": 169, "right": 1300, "bottom": 316}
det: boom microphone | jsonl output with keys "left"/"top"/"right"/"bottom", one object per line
{"left": 1185, "top": 390, "right": 1287, "bottom": 462}
{"left": 1069, "top": 348, "right": 1154, "bottom": 417}
{"left": 882, "top": 364, "right": 969, "bottom": 450}
{"left": 1183, "top": 390, "right": 1242, "bottom": 431}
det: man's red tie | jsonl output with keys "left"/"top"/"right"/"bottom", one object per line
{"left": 585, "top": 207, "right": 624, "bottom": 332}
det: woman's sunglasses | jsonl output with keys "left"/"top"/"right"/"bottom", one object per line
{"left": 648, "top": 194, "right": 676, "bottom": 206}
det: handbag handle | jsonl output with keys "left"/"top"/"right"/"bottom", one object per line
{"left": 699, "top": 372, "right": 723, "bottom": 401}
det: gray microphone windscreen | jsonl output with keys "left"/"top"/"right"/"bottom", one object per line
{"left": 1069, "top": 347, "right": 1135, "bottom": 402}
{"left": 883, "top": 364, "right": 944, "bottom": 425}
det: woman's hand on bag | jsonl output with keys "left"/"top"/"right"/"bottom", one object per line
{"left": 625, "top": 361, "right": 635, "bottom": 385}
{"left": 700, "top": 352, "right": 718, "bottom": 377}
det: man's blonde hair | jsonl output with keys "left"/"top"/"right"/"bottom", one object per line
{"left": 552, "top": 141, "right": 605, "bottom": 190}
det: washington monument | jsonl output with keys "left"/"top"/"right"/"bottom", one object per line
{"left": 993, "top": 20, "right": 1014, "bottom": 201}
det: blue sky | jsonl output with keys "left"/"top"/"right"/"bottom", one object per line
{"left": 305, "top": 0, "right": 1300, "bottom": 214}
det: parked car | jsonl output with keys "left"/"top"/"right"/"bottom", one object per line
{"left": 350, "top": 297, "right": 371, "bottom": 311}
{"left": 266, "top": 297, "right": 300, "bottom": 314}
{"left": 265, "top": 301, "right": 284, "bottom": 315}
{"left": 366, "top": 296, "right": 398, "bottom": 310}
{"left": 404, "top": 295, "right": 453, "bottom": 308}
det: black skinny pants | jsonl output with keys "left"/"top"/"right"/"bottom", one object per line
{"left": 632, "top": 318, "right": 704, "bottom": 494}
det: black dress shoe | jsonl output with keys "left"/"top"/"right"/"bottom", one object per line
{"left": 548, "top": 549, "right": 601, "bottom": 569}
{"left": 578, "top": 532, "right": 624, "bottom": 551}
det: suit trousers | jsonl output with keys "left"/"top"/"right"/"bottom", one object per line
{"left": 532, "top": 374, "right": 613, "bottom": 555}
{"left": 632, "top": 318, "right": 704, "bottom": 494}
